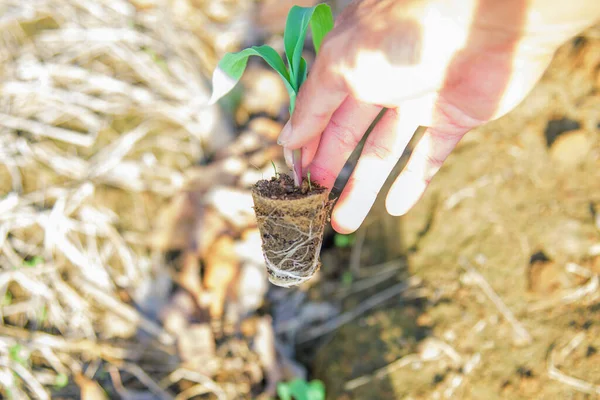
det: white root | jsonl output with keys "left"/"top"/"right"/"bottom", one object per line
{"left": 259, "top": 211, "right": 325, "bottom": 287}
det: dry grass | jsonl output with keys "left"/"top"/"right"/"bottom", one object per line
{"left": 0, "top": 0, "right": 268, "bottom": 397}
{"left": 3, "top": 0, "right": 598, "bottom": 398}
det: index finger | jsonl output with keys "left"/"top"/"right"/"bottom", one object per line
{"left": 277, "top": 43, "right": 347, "bottom": 149}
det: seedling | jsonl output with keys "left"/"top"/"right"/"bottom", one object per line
{"left": 209, "top": 3, "right": 334, "bottom": 186}
{"left": 209, "top": 4, "right": 336, "bottom": 288}
{"left": 271, "top": 160, "right": 280, "bottom": 179}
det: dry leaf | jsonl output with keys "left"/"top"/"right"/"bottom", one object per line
{"left": 253, "top": 316, "right": 281, "bottom": 397}
{"left": 248, "top": 117, "right": 283, "bottom": 141}
{"left": 178, "top": 251, "right": 205, "bottom": 312}
{"left": 205, "top": 187, "right": 256, "bottom": 230}
{"left": 239, "top": 65, "right": 289, "bottom": 117}
{"left": 204, "top": 235, "right": 240, "bottom": 319}
{"left": 150, "top": 193, "right": 228, "bottom": 258}
{"left": 177, "top": 323, "right": 216, "bottom": 363}
{"left": 75, "top": 374, "right": 108, "bottom": 400}
{"left": 160, "top": 289, "right": 198, "bottom": 334}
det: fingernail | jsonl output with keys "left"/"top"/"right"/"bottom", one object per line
{"left": 277, "top": 121, "right": 292, "bottom": 145}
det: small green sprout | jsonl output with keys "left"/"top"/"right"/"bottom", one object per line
{"left": 23, "top": 256, "right": 43, "bottom": 268}
{"left": 277, "top": 378, "right": 325, "bottom": 400}
{"left": 271, "top": 160, "right": 280, "bottom": 179}
{"left": 8, "top": 344, "right": 28, "bottom": 367}
{"left": 307, "top": 169, "right": 312, "bottom": 191}
{"left": 334, "top": 233, "right": 355, "bottom": 248}
{"left": 54, "top": 373, "right": 69, "bottom": 389}
{"left": 209, "top": 4, "right": 334, "bottom": 187}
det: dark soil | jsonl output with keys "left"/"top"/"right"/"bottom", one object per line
{"left": 253, "top": 173, "right": 327, "bottom": 200}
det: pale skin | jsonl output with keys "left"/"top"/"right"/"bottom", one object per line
{"left": 278, "top": 0, "right": 600, "bottom": 234}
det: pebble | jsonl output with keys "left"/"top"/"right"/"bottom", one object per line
{"left": 549, "top": 129, "right": 591, "bottom": 167}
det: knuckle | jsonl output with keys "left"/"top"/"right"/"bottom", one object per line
{"left": 366, "top": 138, "right": 393, "bottom": 161}
{"left": 424, "top": 153, "right": 445, "bottom": 169}
{"left": 435, "top": 97, "right": 486, "bottom": 131}
{"left": 327, "top": 118, "right": 362, "bottom": 149}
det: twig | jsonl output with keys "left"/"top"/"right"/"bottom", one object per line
{"left": 460, "top": 257, "right": 532, "bottom": 346}
{"left": 0, "top": 325, "right": 133, "bottom": 360}
{"left": 88, "top": 122, "right": 152, "bottom": 178}
{"left": 72, "top": 276, "right": 175, "bottom": 346}
{"left": 0, "top": 367, "right": 28, "bottom": 399}
{"left": 356, "top": 258, "right": 407, "bottom": 279}
{"left": 528, "top": 264, "right": 599, "bottom": 312}
{"left": 335, "top": 262, "right": 403, "bottom": 299}
{"left": 345, "top": 354, "right": 422, "bottom": 391}
{"left": 441, "top": 353, "right": 481, "bottom": 399}
{"left": 116, "top": 362, "right": 175, "bottom": 400}
{"left": 174, "top": 385, "right": 212, "bottom": 400}
{"left": 0, "top": 112, "right": 95, "bottom": 147}
{"left": 345, "top": 338, "right": 465, "bottom": 391}
{"left": 547, "top": 338, "right": 600, "bottom": 395}
{"left": 159, "top": 368, "right": 227, "bottom": 400}
{"left": 557, "top": 332, "right": 586, "bottom": 364}
{"left": 297, "top": 277, "right": 421, "bottom": 344}
{"left": 0, "top": 356, "right": 50, "bottom": 400}
{"left": 253, "top": 316, "right": 280, "bottom": 397}
{"left": 349, "top": 228, "right": 366, "bottom": 276}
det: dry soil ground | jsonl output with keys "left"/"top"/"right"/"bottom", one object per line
{"left": 308, "top": 26, "right": 600, "bottom": 400}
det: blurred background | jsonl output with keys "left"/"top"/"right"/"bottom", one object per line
{"left": 0, "top": 0, "right": 599, "bottom": 399}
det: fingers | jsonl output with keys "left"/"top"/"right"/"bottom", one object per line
{"left": 282, "top": 127, "right": 320, "bottom": 169}
{"left": 385, "top": 126, "right": 468, "bottom": 216}
{"left": 331, "top": 107, "right": 420, "bottom": 234}
{"left": 277, "top": 45, "right": 347, "bottom": 149}
{"left": 304, "top": 97, "right": 383, "bottom": 188}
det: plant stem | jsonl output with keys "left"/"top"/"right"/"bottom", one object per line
{"left": 288, "top": 96, "right": 303, "bottom": 187}
{"left": 292, "top": 148, "right": 302, "bottom": 186}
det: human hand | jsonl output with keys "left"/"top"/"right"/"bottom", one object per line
{"left": 278, "top": 0, "right": 600, "bottom": 234}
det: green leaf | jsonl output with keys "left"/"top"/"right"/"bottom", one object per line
{"left": 284, "top": 4, "right": 334, "bottom": 92}
{"left": 288, "top": 379, "right": 310, "bottom": 400}
{"left": 277, "top": 379, "right": 326, "bottom": 400}
{"left": 307, "top": 380, "right": 326, "bottom": 400}
{"left": 209, "top": 45, "right": 295, "bottom": 105}
{"left": 296, "top": 56, "right": 308, "bottom": 90}
{"left": 309, "top": 7, "right": 334, "bottom": 54}
{"left": 289, "top": 90, "right": 297, "bottom": 116}
{"left": 277, "top": 381, "right": 293, "bottom": 400}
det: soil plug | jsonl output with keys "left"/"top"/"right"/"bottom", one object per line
{"left": 209, "top": 4, "right": 335, "bottom": 287}
{"left": 252, "top": 174, "right": 332, "bottom": 287}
